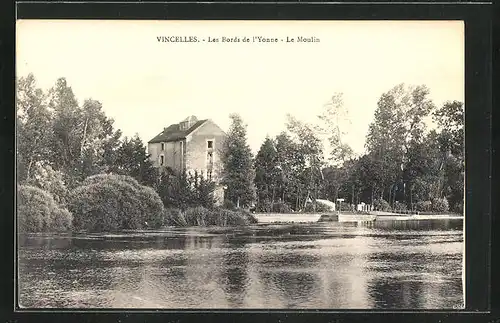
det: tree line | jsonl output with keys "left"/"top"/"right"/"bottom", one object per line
{"left": 17, "top": 73, "right": 464, "bottom": 228}
{"left": 221, "top": 85, "right": 464, "bottom": 214}
{"left": 16, "top": 74, "right": 256, "bottom": 232}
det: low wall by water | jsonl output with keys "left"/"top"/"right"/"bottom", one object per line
{"left": 253, "top": 213, "right": 326, "bottom": 223}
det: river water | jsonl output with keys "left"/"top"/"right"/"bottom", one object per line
{"left": 18, "top": 219, "right": 464, "bottom": 309}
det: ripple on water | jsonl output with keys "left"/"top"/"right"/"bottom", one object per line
{"left": 18, "top": 222, "right": 464, "bottom": 309}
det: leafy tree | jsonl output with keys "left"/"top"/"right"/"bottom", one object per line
{"left": 365, "top": 84, "right": 435, "bottom": 206}
{"left": 254, "top": 137, "right": 280, "bottom": 211}
{"left": 433, "top": 101, "right": 464, "bottom": 212}
{"left": 316, "top": 93, "right": 354, "bottom": 165}
{"left": 220, "top": 114, "right": 256, "bottom": 208}
{"left": 274, "top": 131, "right": 304, "bottom": 209}
{"left": 156, "top": 170, "right": 215, "bottom": 210}
{"left": 286, "top": 114, "right": 324, "bottom": 210}
{"left": 48, "top": 77, "right": 81, "bottom": 181}
{"left": 25, "top": 162, "right": 69, "bottom": 206}
{"left": 48, "top": 79, "right": 121, "bottom": 185}
{"left": 17, "top": 185, "right": 72, "bottom": 233}
{"left": 112, "top": 134, "right": 159, "bottom": 188}
{"left": 16, "top": 74, "right": 53, "bottom": 181}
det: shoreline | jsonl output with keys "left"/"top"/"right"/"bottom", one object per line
{"left": 253, "top": 212, "right": 463, "bottom": 224}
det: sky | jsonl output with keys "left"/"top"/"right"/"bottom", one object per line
{"left": 16, "top": 20, "right": 464, "bottom": 156}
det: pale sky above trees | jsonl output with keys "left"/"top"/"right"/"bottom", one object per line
{"left": 16, "top": 20, "right": 464, "bottom": 155}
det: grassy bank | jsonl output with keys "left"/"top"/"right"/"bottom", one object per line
{"left": 163, "top": 206, "right": 258, "bottom": 227}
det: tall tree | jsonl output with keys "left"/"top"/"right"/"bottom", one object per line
{"left": 433, "top": 101, "right": 465, "bottom": 212}
{"left": 48, "top": 78, "right": 121, "bottom": 185}
{"left": 274, "top": 131, "right": 304, "bottom": 209}
{"left": 220, "top": 114, "right": 256, "bottom": 208}
{"left": 316, "top": 93, "right": 354, "bottom": 165}
{"left": 113, "top": 134, "right": 159, "bottom": 188}
{"left": 365, "top": 83, "right": 435, "bottom": 206}
{"left": 16, "top": 74, "right": 53, "bottom": 181}
{"left": 254, "top": 136, "right": 280, "bottom": 211}
{"left": 48, "top": 77, "right": 81, "bottom": 180}
{"left": 286, "top": 114, "right": 324, "bottom": 209}
{"left": 315, "top": 93, "right": 355, "bottom": 203}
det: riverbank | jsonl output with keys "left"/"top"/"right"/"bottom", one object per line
{"left": 251, "top": 211, "right": 463, "bottom": 224}
{"left": 253, "top": 213, "right": 324, "bottom": 224}
{"left": 371, "top": 211, "right": 463, "bottom": 221}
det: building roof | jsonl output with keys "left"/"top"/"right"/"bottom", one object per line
{"left": 148, "top": 119, "right": 208, "bottom": 143}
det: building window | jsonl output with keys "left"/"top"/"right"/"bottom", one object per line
{"left": 207, "top": 169, "right": 212, "bottom": 181}
{"left": 207, "top": 140, "right": 213, "bottom": 149}
{"left": 161, "top": 143, "right": 165, "bottom": 151}
{"left": 207, "top": 152, "right": 213, "bottom": 166}
{"left": 160, "top": 155, "right": 164, "bottom": 166}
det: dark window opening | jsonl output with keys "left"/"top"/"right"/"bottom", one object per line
{"left": 207, "top": 140, "right": 213, "bottom": 149}
{"left": 160, "top": 155, "right": 164, "bottom": 166}
{"left": 207, "top": 152, "right": 213, "bottom": 166}
{"left": 161, "top": 143, "right": 165, "bottom": 151}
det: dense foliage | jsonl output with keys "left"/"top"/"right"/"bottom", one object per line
{"left": 220, "top": 114, "right": 256, "bottom": 208}
{"left": 156, "top": 170, "right": 216, "bottom": 211}
{"left": 68, "top": 174, "right": 164, "bottom": 232}
{"left": 17, "top": 185, "right": 72, "bottom": 233}
{"left": 252, "top": 84, "right": 464, "bottom": 214}
{"left": 163, "top": 207, "right": 257, "bottom": 227}
{"left": 17, "top": 74, "right": 464, "bottom": 232}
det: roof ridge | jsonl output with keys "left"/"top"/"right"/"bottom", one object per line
{"left": 148, "top": 118, "right": 208, "bottom": 144}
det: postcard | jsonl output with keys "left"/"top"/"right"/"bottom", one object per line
{"left": 15, "top": 20, "right": 465, "bottom": 309}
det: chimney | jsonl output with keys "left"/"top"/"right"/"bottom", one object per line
{"left": 180, "top": 115, "right": 198, "bottom": 130}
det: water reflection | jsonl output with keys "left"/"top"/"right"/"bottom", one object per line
{"left": 18, "top": 219, "right": 463, "bottom": 309}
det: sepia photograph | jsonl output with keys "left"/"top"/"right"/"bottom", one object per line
{"left": 15, "top": 20, "right": 465, "bottom": 309}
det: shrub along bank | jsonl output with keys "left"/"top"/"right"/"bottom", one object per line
{"left": 17, "top": 185, "right": 72, "bottom": 233}
{"left": 18, "top": 174, "right": 257, "bottom": 233}
{"left": 68, "top": 174, "right": 165, "bottom": 232}
{"left": 163, "top": 206, "right": 257, "bottom": 227}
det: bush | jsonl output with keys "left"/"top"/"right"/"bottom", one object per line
{"left": 304, "top": 201, "right": 333, "bottom": 213}
{"left": 432, "top": 197, "right": 449, "bottom": 213}
{"left": 17, "top": 185, "right": 72, "bottom": 233}
{"left": 223, "top": 199, "right": 237, "bottom": 211}
{"left": 157, "top": 171, "right": 216, "bottom": 211}
{"left": 26, "top": 162, "right": 68, "bottom": 206}
{"left": 68, "top": 174, "right": 164, "bottom": 232}
{"left": 373, "top": 198, "right": 391, "bottom": 212}
{"left": 454, "top": 201, "right": 464, "bottom": 214}
{"left": 272, "top": 201, "right": 292, "bottom": 213}
{"left": 213, "top": 207, "right": 256, "bottom": 226}
{"left": 393, "top": 201, "right": 407, "bottom": 213}
{"left": 256, "top": 199, "right": 272, "bottom": 212}
{"left": 415, "top": 200, "right": 432, "bottom": 212}
{"left": 163, "top": 206, "right": 257, "bottom": 227}
{"left": 164, "top": 208, "right": 187, "bottom": 226}
{"left": 183, "top": 206, "right": 214, "bottom": 226}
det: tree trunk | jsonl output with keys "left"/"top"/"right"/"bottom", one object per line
{"left": 80, "top": 117, "right": 89, "bottom": 159}
{"left": 271, "top": 185, "right": 276, "bottom": 210}
{"left": 26, "top": 158, "right": 34, "bottom": 181}
{"left": 410, "top": 186, "right": 413, "bottom": 210}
